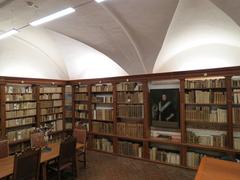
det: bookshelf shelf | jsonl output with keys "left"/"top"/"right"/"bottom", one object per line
{"left": 185, "top": 103, "right": 227, "bottom": 106}
{"left": 92, "top": 119, "right": 114, "bottom": 123}
{"left": 186, "top": 121, "right": 228, "bottom": 130}
{"left": 91, "top": 132, "right": 114, "bottom": 137}
{"left": 6, "top": 100, "right": 36, "bottom": 103}
{"left": 148, "top": 138, "right": 182, "bottom": 146}
{"left": 116, "top": 135, "right": 145, "bottom": 142}
{"left": 6, "top": 123, "right": 36, "bottom": 129}
{"left": 1, "top": 66, "right": 240, "bottom": 169}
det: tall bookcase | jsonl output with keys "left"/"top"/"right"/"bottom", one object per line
{"left": 1, "top": 66, "right": 240, "bottom": 169}
{"left": 0, "top": 79, "right": 66, "bottom": 154}
{"left": 70, "top": 66, "right": 240, "bottom": 170}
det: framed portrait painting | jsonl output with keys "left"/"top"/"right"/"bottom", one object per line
{"left": 150, "top": 89, "right": 180, "bottom": 129}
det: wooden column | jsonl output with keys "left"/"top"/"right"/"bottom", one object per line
{"left": 179, "top": 78, "right": 187, "bottom": 166}
{"left": 143, "top": 80, "right": 150, "bottom": 159}
{"left": 0, "top": 84, "right": 6, "bottom": 138}
{"left": 112, "top": 82, "right": 118, "bottom": 154}
{"left": 226, "top": 76, "right": 233, "bottom": 149}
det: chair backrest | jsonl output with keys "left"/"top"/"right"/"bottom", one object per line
{"left": 0, "top": 140, "right": 9, "bottom": 158}
{"left": 31, "top": 132, "right": 45, "bottom": 149}
{"left": 13, "top": 148, "right": 41, "bottom": 180}
{"left": 58, "top": 136, "right": 76, "bottom": 167}
{"left": 73, "top": 128, "right": 87, "bottom": 147}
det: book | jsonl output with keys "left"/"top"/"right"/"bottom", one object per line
{"left": 117, "top": 122, "right": 143, "bottom": 138}
{"left": 118, "top": 141, "right": 142, "bottom": 158}
{"left": 117, "top": 82, "right": 143, "bottom": 91}
{"left": 150, "top": 147, "right": 180, "bottom": 165}
{"left": 117, "top": 104, "right": 144, "bottom": 119}
{"left": 92, "top": 122, "right": 113, "bottom": 134}
{"left": 185, "top": 79, "right": 225, "bottom": 89}
{"left": 187, "top": 129, "right": 226, "bottom": 147}
{"left": 93, "top": 137, "right": 113, "bottom": 152}
{"left": 117, "top": 92, "right": 143, "bottom": 104}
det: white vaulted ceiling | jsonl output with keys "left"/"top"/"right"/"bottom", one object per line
{"left": 0, "top": 0, "right": 240, "bottom": 79}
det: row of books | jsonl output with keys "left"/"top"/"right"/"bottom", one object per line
{"left": 187, "top": 151, "right": 203, "bottom": 168}
{"left": 75, "top": 121, "right": 89, "bottom": 131}
{"left": 93, "top": 138, "right": 113, "bottom": 152}
{"left": 91, "top": 84, "right": 113, "bottom": 92}
{"left": 149, "top": 147, "right": 180, "bottom": 165}
{"left": 39, "top": 87, "right": 62, "bottom": 93}
{"left": 117, "top": 122, "right": 143, "bottom": 138}
{"left": 117, "top": 82, "right": 143, "bottom": 91}
{"left": 232, "top": 108, "right": 240, "bottom": 124}
{"left": 50, "top": 120, "right": 63, "bottom": 132}
{"left": 75, "top": 94, "right": 88, "bottom": 101}
{"left": 40, "top": 107, "right": 63, "bottom": 115}
{"left": 150, "top": 129, "right": 181, "bottom": 142}
{"left": 118, "top": 141, "right": 142, "bottom": 158}
{"left": 92, "top": 109, "right": 113, "bottom": 121}
{"left": 185, "top": 79, "right": 226, "bottom": 89}
{"left": 92, "top": 122, "right": 114, "bottom": 134}
{"left": 40, "top": 100, "right": 62, "bottom": 108}
{"left": 6, "top": 117, "right": 36, "bottom": 128}
{"left": 6, "top": 94, "right": 34, "bottom": 102}
{"left": 5, "top": 86, "right": 33, "bottom": 94}
{"left": 117, "top": 105, "right": 144, "bottom": 119}
{"left": 234, "top": 137, "right": 240, "bottom": 150}
{"left": 6, "top": 102, "right": 36, "bottom": 111}
{"left": 75, "top": 86, "right": 88, "bottom": 93}
{"left": 7, "top": 127, "right": 35, "bottom": 142}
{"left": 232, "top": 79, "right": 240, "bottom": 88}
{"left": 75, "top": 104, "right": 88, "bottom": 110}
{"left": 117, "top": 92, "right": 143, "bottom": 104}
{"left": 185, "top": 91, "right": 226, "bottom": 104}
{"left": 186, "top": 107, "right": 227, "bottom": 123}
{"left": 40, "top": 113, "right": 63, "bottom": 122}
{"left": 6, "top": 109, "right": 36, "bottom": 119}
{"left": 39, "top": 93, "right": 62, "bottom": 100}
{"left": 187, "top": 129, "right": 226, "bottom": 147}
{"left": 75, "top": 111, "right": 88, "bottom": 119}
{"left": 233, "top": 89, "right": 240, "bottom": 104}
{"left": 92, "top": 95, "right": 113, "bottom": 103}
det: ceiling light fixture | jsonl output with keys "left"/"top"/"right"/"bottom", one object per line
{"left": 0, "top": 29, "right": 18, "bottom": 40}
{"left": 95, "top": 0, "right": 107, "bottom": 3}
{"left": 30, "top": 7, "right": 75, "bottom": 26}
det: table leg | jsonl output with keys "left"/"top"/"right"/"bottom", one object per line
{"left": 42, "top": 162, "right": 47, "bottom": 180}
{"left": 75, "top": 153, "right": 79, "bottom": 177}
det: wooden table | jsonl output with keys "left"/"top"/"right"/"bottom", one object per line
{"left": 0, "top": 143, "right": 84, "bottom": 180}
{"left": 195, "top": 157, "right": 240, "bottom": 180}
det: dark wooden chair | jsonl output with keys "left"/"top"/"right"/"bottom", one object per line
{"left": 0, "top": 140, "right": 9, "bottom": 158}
{"left": 73, "top": 128, "right": 87, "bottom": 168}
{"left": 31, "top": 132, "right": 46, "bottom": 149}
{"left": 48, "top": 136, "right": 77, "bottom": 180}
{"left": 12, "top": 148, "right": 41, "bottom": 180}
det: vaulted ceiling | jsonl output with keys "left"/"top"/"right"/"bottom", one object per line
{"left": 0, "top": 0, "right": 240, "bottom": 79}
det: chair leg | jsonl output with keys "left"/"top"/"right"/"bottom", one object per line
{"left": 57, "top": 170, "right": 61, "bottom": 180}
{"left": 83, "top": 152, "right": 86, "bottom": 168}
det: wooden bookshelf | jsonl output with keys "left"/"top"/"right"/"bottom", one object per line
{"left": 2, "top": 66, "right": 240, "bottom": 169}
{"left": 38, "top": 85, "right": 64, "bottom": 133}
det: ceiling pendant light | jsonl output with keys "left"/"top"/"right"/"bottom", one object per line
{"left": 30, "top": 7, "right": 75, "bottom": 26}
{"left": 0, "top": 29, "right": 18, "bottom": 40}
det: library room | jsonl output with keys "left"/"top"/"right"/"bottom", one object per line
{"left": 0, "top": 0, "right": 240, "bottom": 180}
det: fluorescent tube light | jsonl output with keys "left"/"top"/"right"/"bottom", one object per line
{"left": 95, "top": 0, "right": 107, "bottom": 3}
{"left": 30, "top": 7, "right": 75, "bottom": 26}
{"left": 0, "top": 29, "right": 18, "bottom": 40}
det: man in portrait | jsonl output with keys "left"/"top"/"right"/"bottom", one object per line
{"left": 158, "top": 94, "right": 175, "bottom": 122}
